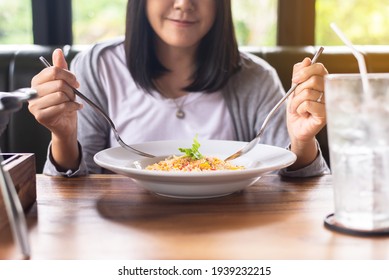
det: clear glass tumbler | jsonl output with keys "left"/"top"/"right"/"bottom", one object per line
{"left": 325, "top": 73, "right": 389, "bottom": 230}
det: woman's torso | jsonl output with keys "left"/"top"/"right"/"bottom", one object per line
{"left": 96, "top": 43, "right": 236, "bottom": 146}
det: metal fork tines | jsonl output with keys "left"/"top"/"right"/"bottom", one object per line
{"left": 39, "top": 56, "right": 155, "bottom": 158}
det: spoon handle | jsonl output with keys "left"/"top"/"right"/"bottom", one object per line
{"left": 256, "top": 47, "right": 324, "bottom": 139}
{"left": 39, "top": 56, "right": 117, "bottom": 130}
{"left": 38, "top": 56, "right": 155, "bottom": 158}
{"left": 225, "top": 47, "right": 324, "bottom": 161}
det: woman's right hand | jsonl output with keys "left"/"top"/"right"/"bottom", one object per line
{"left": 29, "top": 48, "right": 82, "bottom": 138}
{"left": 29, "top": 49, "right": 83, "bottom": 170}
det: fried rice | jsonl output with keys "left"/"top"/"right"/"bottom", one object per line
{"left": 145, "top": 155, "right": 245, "bottom": 172}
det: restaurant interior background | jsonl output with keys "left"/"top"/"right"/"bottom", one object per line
{"left": 0, "top": 0, "right": 388, "bottom": 173}
{"left": 0, "top": 0, "right": 388, "bottom": 46}
{"left": 2, "top": 0, "right": 389, "bottom": 266}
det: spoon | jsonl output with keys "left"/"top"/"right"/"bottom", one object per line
{"left": 225, "top": 46, "right": 324, "bottom": 161}
{"left": 0, "top": 88, "right": 37, "bottom": 113}
{"left": 39, "top": 56, "right": 155, "bottom": 158}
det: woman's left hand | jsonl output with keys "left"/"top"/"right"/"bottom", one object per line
{"left": 286, "top": 57, "right": 328, "bottom": 169}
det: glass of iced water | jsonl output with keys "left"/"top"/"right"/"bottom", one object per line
{"left": 325, "top": 73, "right": 389, "bottom": 232}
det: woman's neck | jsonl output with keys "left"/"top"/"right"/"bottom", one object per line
{"left": 155, "top": 74, "right": 189, "bottom": 99}
{"left": 155, "top": 40, "right": 197, "bottom": 98}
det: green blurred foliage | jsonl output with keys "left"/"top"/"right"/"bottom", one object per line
{"left": 0, "top": 0, "right": 277, "bottom": 46}
{"left": 1, "top": 0, "right": 388, "bottom": 46}
{"left": 235, "top": 20, "right": 251, "bottom": 46}
{"left": 232, "top": 0, "right": 277, "bottom": 46}
{"left": 73, "top": 0, "right": 278, "bottom": 46}
{"left": 316, "top": 0, "right": 389, "bottom": 45}
{"left": 72, "top": 0, "right": 127, "bottom": 44}
{"left": 0, "top": 0, "right": 32, "bottom": 44}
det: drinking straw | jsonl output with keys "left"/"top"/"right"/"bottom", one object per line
{"left": 330, "top": 23, "right": 371, "bottom": 97}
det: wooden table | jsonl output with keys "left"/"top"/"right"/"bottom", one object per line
{"left": 1, "top": 174, "right": 388, "bottom": 260}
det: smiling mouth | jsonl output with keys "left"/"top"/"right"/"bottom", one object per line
{"left": 169, "top": 19, "right": 196, "bottom": 26}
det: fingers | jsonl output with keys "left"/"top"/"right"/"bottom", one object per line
{"left": 29, "top": 86, "right": 78, "bottom": 110}
{"left": 30, "top": 49, "right": 80, "bottom": 122}
{"left": 289, "top": 88, "right": 325, "bottom": 114}
{"left": 28, "top": 48, "right": 83, "bottom": 132}
{"left": 289, "top": 74, "right": 325, "bottom": 113}
{"left": 295, "top": 100, "right": 326, "bottom": 127}
{"left": 31, "top": 66, "right": 79, "bottom": 90}
{"left": 316, "top": 91, "right": 324, "bottom": 103}
{"left": 292, "top": 62, "right": 328, "bottom": 85}
{"left": 288, "top": 56, "right": 328, "bottom": 114}
{"left": 287, "top": 56, "right": 328, "bottom": 146}
{"left": 28, "top": 95, "right": 82, "bottom": 132}
{"left": 28, "top": 84, "right": 82, "bottom": 119}
{"left": 29, "top": 98, "right": 81, "bottom": 122}
{"left": 31, "top": 48, "right": 79, "bottom": 89}
{"left": 292, "top": 57, "right": 311, "bottom": 74}
{"left": 53, "top": 48, "right": 68, "bottom": 69}
{"left": 33, "top": 79, "right": 77, "bottom": 101}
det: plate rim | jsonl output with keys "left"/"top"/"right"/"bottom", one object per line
{"left": 93, "top": 140, "right": 296, "bottom": 179}
{"left": 93, "top": 140, "right": 296, "bottom": 198}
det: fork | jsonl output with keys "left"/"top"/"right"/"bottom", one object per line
{"left": 225, "top": 47, "right": 324, "bottom": 161}
{"left": 39, "top": 56, "right": 155, "bottom": 158}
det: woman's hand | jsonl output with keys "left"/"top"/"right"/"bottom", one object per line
{"left": 287, "top": 57, "right": 328, "bottom": 170}
{"left": 29, "top": 49, "right": 83, "bottom": 170}
{"left": 29, "top": 49, "right": 82, "bottom": 137}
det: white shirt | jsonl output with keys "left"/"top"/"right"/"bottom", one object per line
{"left": 97, "top": 44, "right": 235, "bottom": 147}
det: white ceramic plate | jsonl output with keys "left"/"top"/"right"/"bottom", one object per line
{"left": 94, "top": 140, "right": 296, "bottom": 199}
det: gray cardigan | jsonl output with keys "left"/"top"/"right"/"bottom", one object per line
{"left": 44, "top": 38, "right": 329, "bottom": 177}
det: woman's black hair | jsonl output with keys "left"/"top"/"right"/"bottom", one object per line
{"left": 124, "top": 0, "right": 240, "bottom": 93}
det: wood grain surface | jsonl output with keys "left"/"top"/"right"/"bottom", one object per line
{"left": 1, "top": 174, "right": 388, "bottom": 260}
{"left": 0, "top": 153, "right": 36, "bottom": 230}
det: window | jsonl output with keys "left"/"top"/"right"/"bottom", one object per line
{"left": 316, "top": 0, "right": 389, "bottom": 45}
{"left": 0, "top": 0, "right": 33, "bottom": 44}
{"left": 72, "top": 0, "right": 127, "bottom": 44}
{"left": 71, "top": 0, "right": 278, "bottom": 46}
{"left": 0, "top": 0, "right": 278, "bottom": 47}
{"left": 3, "top": 1, "right": 388, "bottom": 47}
{"left": 232, "top": 0, "right": 277, "bottom": 46}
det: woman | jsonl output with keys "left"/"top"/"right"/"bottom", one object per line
{"left": 29, "top": 0, "right": 329, "bottom": 176}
